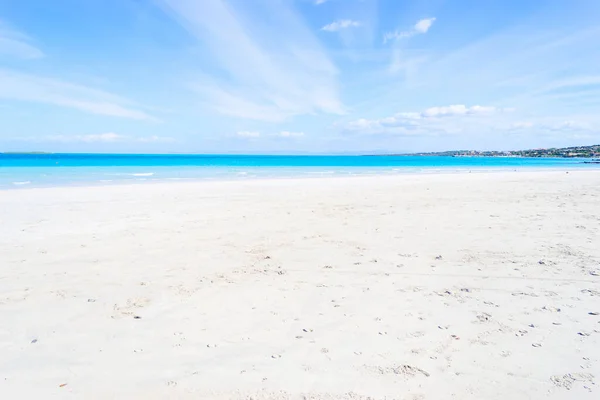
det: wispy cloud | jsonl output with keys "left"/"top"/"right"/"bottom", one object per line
{"left": 159, "top": 0, "right": 344, "bottom": 122}
{"left": 314, "top": 0, "right": 329, "bottom": 4}
{"left": 47, "top": 132, "right": 124, "bottom": 143}
{"left": 0, "top": 21, "right": 44, "bottom": 59}
{"left": 383, "top": 17, "right": 436, "bottom": 43}
{"left": 137, "top": 135, "right": 175, "bottom": 143}
{"left": 277, "top": 131, "right": 305, "bottom": 137}
{"left": 236, "top": 130, "right": 305, "bottom": 138}
{"left": 28, "top": 133, "right": 173, "bottom": 143}
{"left": 322, "top": 20, "right": 361, "bottom": 32}
{"left": 419, "top": 105, "right": 498, "bottom": 118}
{"left": 405, "top": 26, "right": 600, "bottom": 112}
{"left": 236, "top": 131, "right": 261, "bottom": 138}
{"left": 0, "top": 69, "right": 158, "bottom": 121}
{"left": 345, "top": 105, "right": 510, "bottom": 135}
{"left": 510, "top": 121, "right": 534, "bottom": 130}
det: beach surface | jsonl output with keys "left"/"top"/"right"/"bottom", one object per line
{"left": 1, "top": 170, "right": 600, "bottom": 399}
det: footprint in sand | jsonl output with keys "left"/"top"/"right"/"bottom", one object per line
{"left": 550, "top": 373, "right": 595, "bottom": 390}
{"left": 112, "top": 297, "right": 150, "bottom": 319}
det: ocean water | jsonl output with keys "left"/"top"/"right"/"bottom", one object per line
{"left": 0, "top": 153, "right": 597, "bottom": 189}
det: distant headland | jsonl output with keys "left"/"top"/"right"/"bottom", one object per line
{"left": 391, "top": 144, "right": 600, "bottom": 159}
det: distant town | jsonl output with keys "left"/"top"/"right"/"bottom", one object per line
{"left": 404, "top": 144, "right": 600, "bottom": 159}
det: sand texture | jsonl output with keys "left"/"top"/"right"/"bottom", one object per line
{"left": 1, "top": 171, "right": 599, "bottom": 399}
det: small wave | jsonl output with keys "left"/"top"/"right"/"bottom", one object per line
{"left": 13, "top": 181, "right": 31, "bottom": 186}
{"left": 105, "top": 172, "right": 155, "bottom": 177}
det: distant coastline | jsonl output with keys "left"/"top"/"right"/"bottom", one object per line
{"left": 1, "top": 144, "right": 599, "bottom": 159}
{"left": 385, "top": 144, "right": 600, "bottom": 159}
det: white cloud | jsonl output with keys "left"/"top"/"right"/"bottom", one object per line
{"left": 0, "top": 69, "right": 158, "bottom": 121}
{"left": 235, "top": 130, "right": 304, "bottom": 138}
{"left": 46, "top": 133, "right": 124, "bottom": 143}
{"left": 278, "top": 131, "right": 304, "bottom": 137}
{"left": 383, "top": 25, "right": 600, "bottom": 121}
{"left": 510, "top": 122, "right": 534, "bottom": 129}
{"left": 414, "top": 18, "right": 436, "bottom": 34}
{"left": 236, "top": 131, "right": 261, "bottom": 138}
{"left": 421, "top": 104, "right": 497, "bottom": 118}
{"left": 506, "top": 119, "right": 595, "bottom": 134}
{"left": 345, "top": 104, "right": 507, "bottom": 135}
{"left": 384, "top": 17, "right": 436, "bottom": 43}
{"left": 34, "top": 133, "right": 173, "bottom": 143}
{"left": 547, "top": 120, "right": 591, "bottom": 131}
{"left": 137, "top": 135, "right": 175, "bottom": 143}
{"left": 321, "top": 20, "right": 361, "bottom": 32}
{"left": 0, "top": 22, "right": 44, "bottom": 59}
{"left": 159, "top": 0, "right": 343, "bottom": 122}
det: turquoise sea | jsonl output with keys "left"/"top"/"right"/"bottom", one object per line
{"left": 0, "top": 153, "right": 598, "bottom": 189}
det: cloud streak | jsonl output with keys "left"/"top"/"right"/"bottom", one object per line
{"left": 0, "top": 21, "right": 44, "bottom": 59}
{"left": 278, "top": 131, "right": 304, "bottom": 137}
{"left": 236, "top": 131, "right": 261, "bottom": 138}
{"left": 236, "top": 131, "right": 305, "bottom": 139}
{"left": 159, "top": 0, "right": 344, "bottom": 122}
{"left": 30, "top": 133, "right": 173, "bottom": 143}
{"left": 0, "top": 69, "right": 158, "bottom": 121}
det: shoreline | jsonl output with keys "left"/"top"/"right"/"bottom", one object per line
{"left": 2, "top": 166, "right": 599, "bottom": 191}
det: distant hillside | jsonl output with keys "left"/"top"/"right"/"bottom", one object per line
{"left": 402, "top": 144, "right": 600, "bottom": 158}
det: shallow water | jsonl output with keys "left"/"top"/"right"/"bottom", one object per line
{"left": 0, "top": 153, "right": 597, "bottom": 189}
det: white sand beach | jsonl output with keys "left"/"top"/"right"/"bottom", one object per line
{"left": 1, "top": 170, "right": 599, "bottom": 399}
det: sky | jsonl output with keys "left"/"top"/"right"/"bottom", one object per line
{"left": 1, "top": 0, "right": 599, "bottom": 154}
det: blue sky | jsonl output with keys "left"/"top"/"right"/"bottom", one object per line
{"left": 1, "top": 0, "right": 599, "bottom": 154}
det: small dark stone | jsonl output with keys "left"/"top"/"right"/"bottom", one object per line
{"left": 31, "top": 339, "right": 38, "bottom": 344}
{"left": 133, "top": 315, "right": 142, "bottom": 319}
{"left": 435, "top": 255, "right": 443, "bottom": 260}
{"left": 589, "top": 312, "right": 599, "bottom": 316}
{"left": 460, "top": 288, "right": 471, "bottom": 293}
{"left": 538, "top": 260, "right": 546, "bottom": 265}
{"left": 87, "top": 299, "right": 96, "bottom": 303}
